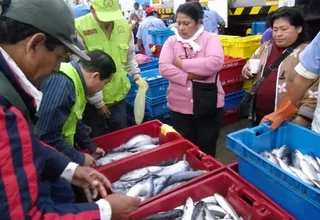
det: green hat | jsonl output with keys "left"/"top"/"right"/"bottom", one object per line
{"left": 3, "top": 0, "right": 90, "bottom": 61}
{"left": 92, "top": 0, "right": 123, "bottom": 22}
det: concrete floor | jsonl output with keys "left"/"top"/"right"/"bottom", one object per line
{"left": 216, "top": 119, "right": 252, "bottom": 165}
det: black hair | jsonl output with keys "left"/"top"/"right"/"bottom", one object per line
{"left": 134, "top": 2, "right": 139, "bottom": 7}
{"left": 0, "top": 17, "right": 63, "bottom": 51}
{"left": 176, "top": 2, "right": 203, "bottom": 22}
{"left": 265, "top": 11, "right": 275, "bottom": 29}
{"left": 79, "top": 50, "right": 116, "bottom": 81}
{"left": 270, "top": 6, "right": 305, "bottom": 42}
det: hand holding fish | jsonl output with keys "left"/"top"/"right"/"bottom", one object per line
{"left": 72, "top": 166, "right": 112, "bottom": 202}
{"left": 106, "top": 194, "right": 141, "bottom": 220}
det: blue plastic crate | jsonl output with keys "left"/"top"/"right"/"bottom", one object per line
{"left": 148, "top": 28, "right": 174, "bottom": 46}
{"left": 146, "top": 95, "right": 169, "bottom": 117}
{"left": 251, "top": 22, "right": 266, "bottom": 35}
{"left": 138, "top": 57, "right": 159, "bottom": 72}
{"left": 145, "top": 112, "right": 172, "bottom": 125}
{"left": 225, "top": 90, "right": 245, "bottom": 110}
{"left": 227, "top": 122, "right": 320, "bottom": 219}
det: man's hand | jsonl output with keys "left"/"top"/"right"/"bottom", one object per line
{"left": 84, "top": 153, "right": 96, "bottom": 167}
{"left": 93, "top": 147, "right": 106, "bottom": 159}
{"left": 97, "top": 105, "right": 111, "bottom": 118}
{"left": 174, "top": 57, "right": 183, "bottom": 69}
{"left": 188, "top": 73, "right": 208, "bottom": 81}
{"left": 72, "top": 166, "right": 112, "bottom": 202}
{"left": 106, "top": 194, "right": 141, "bottom": 220}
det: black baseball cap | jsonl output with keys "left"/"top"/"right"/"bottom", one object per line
{"left": 2, "top": 0, "right": 90, "bottom": 61}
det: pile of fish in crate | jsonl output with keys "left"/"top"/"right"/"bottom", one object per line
{"left": 90, "top": 120, "right": 296, "bottom": 220}
{"left": 227, "top": 121, "right": 320, "bottom": 219}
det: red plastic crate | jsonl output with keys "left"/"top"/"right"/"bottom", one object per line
{"left": 129, "top": 172, "right": 295, "bottom": 220}
{"left": 227, "top": 163, "right": 296, "bottom": 220}
{"left": 98, "top": 140, "right": 224, "bottom": 205}
{"left": 220, "top": 57, "right": 246, "bottom": 94}
{"left": 223, "top": 106, "right": 240, "bottom": 126}
{"left": 92, "top": 120, "right": 183, "bottom": 168}
{"left": 149, "top": 44, "right": 162, "bottom": 58}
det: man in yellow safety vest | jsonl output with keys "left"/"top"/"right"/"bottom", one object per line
{"left": 76, "top": 0, "right": 147, "bottom": 137}
{"left": 37, "top": 50, "right": 116, "bottom": 204}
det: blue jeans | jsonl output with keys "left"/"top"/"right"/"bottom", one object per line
{"left": 50, "top": 179, "right": 75, "bottom": 204}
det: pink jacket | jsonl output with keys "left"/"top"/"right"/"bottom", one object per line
{"left": 159, "top": 32, "right": 225, "bottom": 115}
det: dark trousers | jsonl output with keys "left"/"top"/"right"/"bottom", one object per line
{"left": 83, "top": 99, "right": 128, "bottom": 138}
{"left": 171, "top": 108, "right": 224, "bottom": 157}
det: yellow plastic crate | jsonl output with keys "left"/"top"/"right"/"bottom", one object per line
{"left": 224, "top": 35, "right": 262, "bottom": 59}
{"left": 218, "top": 35, "right": 241, "bottom": 47}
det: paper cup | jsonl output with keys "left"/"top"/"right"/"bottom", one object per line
{"left": 249, "top": 59, "right": 261, "bottom": 75}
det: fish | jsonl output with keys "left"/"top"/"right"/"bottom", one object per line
{"left": 206, "top": 204, "right": 227, "bottom": 217}
{"left": 130, "top": 144, "right": 159, "bottom": 152}
{"left": 181, "top": 197, "right": 194, "bottom": 220}
{"left": 166, "top": 170, "right": 208, "bottom": 186}
{"left": 262, "top": 151, "right": 279, "bottom": 166}
{"left": 111, "top": 134, "right": 156, "bottom": 152}
{"left": 289, "top": 166, "right": 314, "bottom": 186}
{"left": 203, "top": 203, "right": 218, "bottom": 220}
{"left": 126, "top": 176, "right": 154, "bottom": 198}
{"left": 273, "top": 145, "right": 290, "bottom": 159}
{"left": 160, "top": 182, "right": 184, "bottom": 193}
{"left": 214, "top": 193, "right": 239, "bottom": 220}
{"left": 315, "top": 156, "right": 320, "bottom": 167}
{"left": 201, "top": 196, "right": 218, "bottom": 205}
{"left": 156, "top": 161, "right": 191, "bottom": 177}
{"left": 152, "top": 176, "right": 170, "bottom": 196}
{"left": 119, "top": 167, "right": 151, "bottom": 182}
{"left": 300, "top": 159, "right": 320, "bottom": 188}
{"left": 291, "top": 151, "right": 301, "bottom": 169}
{"left": 191, "top": 201, "right": 205, "bottom": 220}
{"left": 304, "top": 155, "right": 320, "bottom": 172}
{"left": 96, "top": 151, "right": 136, "bottom": 166}
{"left": 276, "top": 157, "right": 298, "bottom": 178}
{"left": 142, "top": 209, "right": 184, "bottom": 220}
{"left": 282, "top": 155, "right": 291, "bottom": 165}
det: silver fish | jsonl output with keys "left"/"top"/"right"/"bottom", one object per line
{"left": 276, "top": 157, "right": 298, "bottom": 178}
{"left": 160, "top": 182, "right": 184, "bottom": 193}
{"left": 126, "top": 177, "right": 154, "bottom": 198}
{"left": 130, "top": 144, "right": 159, "bottom": 152}
{"left": 142, "top": 209, "right": 184, "bottom": 220}
{"left": 203, "top": 203, "right": 218, "bottom": 220}
{"left": 119, "top": 167, "right": 150, "bottom": 182}
{"left": 295, "top": 150, "right": 304, "bottom": 160}
{"left": 214, "top": 193, "right": 239, "bottom": 220}
{"left": 207, "top": 204, "right": 227, "bottom": 218}
{"left": 112, "top": 134, "right": 155, "bottom": 152}
{"left": 300, "top": 159, "right": 320, "bottom": 188}
{"left": 262, "top": 151, "right": 279, "bottom": 166}
{"left": 291, "top": 151, "right": 301, "bottom": 169}
{"left": 191, "top": 201, "right": 205, "bottom": 220}
{"left": 289, "top": 166, "right": 314, "bottom": 186}
{"left": 96, "top": 151, "right": 136, "bottom": 166}
{"left": 153, "top": 176, "right": 170, "bottom": 196}
{"left": 157, "top": 161, "right": 190, "bottom": 176}
{"left": 166, "top": 170, "right": 207, "bottom": 186}
{"left": 304, "top": 155, "right": 320, "bottom": 172}
{"left": 274, "top": 145, "right": 290, "bottom": 159}
{"left": 201, "top": 196, "right": 218, "bottom": 205}
{"left": 316, "top": 156, "right": 320, "bottom": 167}
{"left": 181, "top": 197, "right": 194, "bottom": 220}
{"left": 282, "top": 155, "right": 291, "bottom": 165}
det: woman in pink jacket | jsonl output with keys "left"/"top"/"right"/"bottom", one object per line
{"left": 159, "top": 2, "right": 225, "bottom": 157}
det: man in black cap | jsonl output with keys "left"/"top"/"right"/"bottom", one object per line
{"left": 0, "top": 0, "right": 140, "bottom": 219}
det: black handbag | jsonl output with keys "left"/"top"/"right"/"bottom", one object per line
{"left": 240, "top": 46, "right": 297, "bottom": 120}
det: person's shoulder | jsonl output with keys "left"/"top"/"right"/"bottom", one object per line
{"left": 41, "top": 72, "right": 73, "bottom": 91}
{"left": 202, "top": 31, "right": 219, "bottom": 41}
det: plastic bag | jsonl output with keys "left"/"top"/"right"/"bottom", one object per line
{"left": 134, "top": 78, "right": 148, "bottom": 124}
